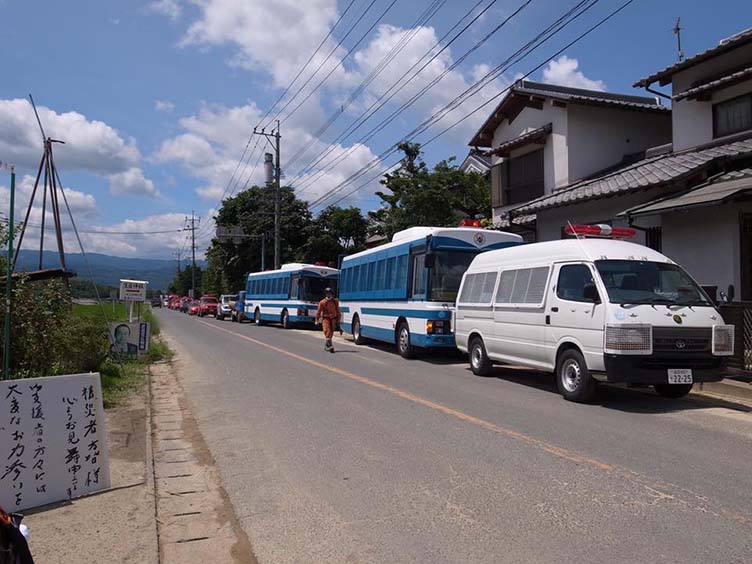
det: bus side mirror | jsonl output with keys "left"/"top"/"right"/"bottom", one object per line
{"left": 583, "top": 283, "right": 601, "bottom": 304}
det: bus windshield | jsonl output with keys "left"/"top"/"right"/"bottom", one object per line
{"left": 429, "top": 250, "right": 476, "bottom": 302}
{"left": 300, "top": 276, "right": 337, "bottom": 302}
{"left": 594, "top": 260, "right": 712, "bottom": 306}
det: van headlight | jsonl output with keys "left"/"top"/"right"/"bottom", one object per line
{"left": 604, "top": 324, "right": 652, "bottom": 355}
{"left": 712, "top": 324, "right": 734, "bottom": 356}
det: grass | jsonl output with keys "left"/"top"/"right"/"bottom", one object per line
{"left": 73, "top": 302, "right": 172, "bottom": 407}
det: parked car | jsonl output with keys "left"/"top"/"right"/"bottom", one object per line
{"left": 180, "top": 297, "right": 193, "bottom": 313}
{"left": 187, "top": 300, "right": 201, "bottom": 316}
{"left": 454, "top": 230, "right": 734, "bottom": 403}
{"left": 198, "top": 296, "right": 219, "bottom": 317}
{"left": 151, "top": 297, "right": 162, "bottom": 308}
{"left": 217, "top": 294, "right": 238, "bottom": 320}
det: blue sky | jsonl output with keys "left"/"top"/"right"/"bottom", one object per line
{"left": 1, "top": 0, "right": 750, "bottom": 258}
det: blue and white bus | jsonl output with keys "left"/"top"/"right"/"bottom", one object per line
{"left": 244, "top": 263, "right": 339, "bottom": 328}
{"left": 339, "top": 227, "right": 522, "bottom": 357}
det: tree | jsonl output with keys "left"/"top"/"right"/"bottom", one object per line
{"left": 167, "top": 265, "right": 203, "bottom": 296}
{"left": 297, "top": 206, "right": 369, "bottom": 266}
{"left": 369, "top": 142, "right": 491, "bottom": 239}
{"left": 205, "top": 184, "right": 313, "bottom": 291}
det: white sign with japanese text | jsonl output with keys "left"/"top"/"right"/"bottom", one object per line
{"left": 0, "top": 373, "right": 111, "bottom": 512}
{"left": 119, "top": 279, "right": 147, "bottom": 302}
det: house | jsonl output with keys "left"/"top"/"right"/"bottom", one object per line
{"left": 496, "top": 29, "right": 752, "bottom": 300}
{"left": 468, "top": 80, "right": 672, "bottom": 237}
{"left": 458, "top": 150, "right": 491, "bottom": 174}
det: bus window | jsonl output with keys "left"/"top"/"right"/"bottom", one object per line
{"left": 412, "top": 254, "right": 426, "bottom": 297}
{"left": 396, "top": 255, "right": 408, "bottom": 290}
{"left": 290, "top": 276, "right": 300, "bottom": 298}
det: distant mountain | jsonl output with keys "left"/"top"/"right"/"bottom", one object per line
{"left": 15, "top": 250, "right": 206, "bottom": 292}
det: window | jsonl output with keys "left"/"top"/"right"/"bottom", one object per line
{"left": 713, "top": 94, "right": 752, "bottom": 138}
{"left": 396, "top": 255, "right": 408, "bottom": 289}
{"left": 411, "top": 254, "right": 426, "bottom": 297}
{"left": 495, "top": 267, "right": 549, "bottom": 305}
{"left": 385, "top": 257, "right": 395, "bottom": 289}
{"left": 505, "top": 149, "right": 544, "bottom": 205}
{"left": 645, "top": 226, "right": 662, "bottom": 252}
{"left": 557, "top": 264, "right": 595, "bottom": 302}
{"left": 429, "top": 250, "right": 476, "bottom": 302}
{"left": 376, "top": 259, "right": 386, "bottom": 290}
{"left": 367, "top": 262, "right": 375, "bottom": 291}
{"left": 459, "top": 272, "right": 497, "bottom": 303}
{"left": 290, "top": 275, "right": 300, "bottom": 298}
{"left": 358, "top": 264, "right": 366, "bottom": 291}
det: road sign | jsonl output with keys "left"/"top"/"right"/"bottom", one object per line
{"left": 119, "top": 279, "right": 148, "bottom": 302}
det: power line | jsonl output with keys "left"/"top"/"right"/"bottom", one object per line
{"left": 321, "top": 0, "right": 637, "bottom": 209}
{"left": 283, "top": 0, "right": 446, "bottom": 172}
{"left": 0, "top": 216, "right": 187, "bottom": 235}
{"left": 288, "top": 0, "right": 493, "bottom": 191}
{"left": 307, "top": 0, "right": 605, "bottom": 210}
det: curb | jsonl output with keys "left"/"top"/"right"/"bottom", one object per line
{"left": 693, "top": 379, "right": 752, "bottom": 404}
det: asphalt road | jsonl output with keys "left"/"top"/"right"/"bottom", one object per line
{"left": 156, "top": 309, "right": 752, "bottom": 564}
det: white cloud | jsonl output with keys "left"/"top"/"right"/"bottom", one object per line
{"left": 155, "top": 100, "right": 176, "bottom": 113}
{"left": 541, "top": 55, "right": 606, "bottom": 91}
{"left": 149, "top": 0, "right": 182, "bottom": 21}
{"left": 109, "top": 167, "right": 159, "bottom": 198}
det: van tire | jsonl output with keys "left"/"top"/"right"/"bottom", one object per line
{"left": 397, "top": 322, "right": 414, "bottom": 359}
{"left": 556, "top": 349, "right": 596, "bottom": 402}
{"left": 352, "top": 316, "right": 365, "bottom": 345}
{"left": 254, "top": 308, "right": 263, "bottom": 326}
{"left": 654, "top": 383, "right": 693, "bottom": 399}
{"left": 469, "top": 337, "right": 492, "bottom": 376}
{"left": 281, "top": 310, "right": 290, "bottom": 329}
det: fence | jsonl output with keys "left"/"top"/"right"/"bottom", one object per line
{"left": 718, "top": 302, "right": 752, "bottom": 375}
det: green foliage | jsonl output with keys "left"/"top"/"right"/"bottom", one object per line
{"left": 369, "top": 142, "right": 491, "bottom": 238}
{"left": 297, "top": 205, "right": 369, "bottom": 266}
{"left": 99, "top": 360, "right": 146, "bottom": 409}
{"left": 168, "top": 264, "right": 203, "bottom": 296}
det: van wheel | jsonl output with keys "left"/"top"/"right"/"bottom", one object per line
{"left": 254, "top": 308, "right": 263, "bottom": 326}
{"left": 397, "top": 322, "right": 414, "bottom": 359}
{"left": 556, "top": 349, "right": 596, "bottom": 402}
{"left": 469, "top": 337, "right": 492, "bottom": 376}
{"left": 654, "top": 383, "right": 693, "bottom": 399}
{"left": 352, "top": 316, "right": 365, "bottom": 345}
{"left": 281, "top": 310, "right": 290, "bottom": 329}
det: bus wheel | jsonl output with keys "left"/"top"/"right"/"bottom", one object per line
{"left": 254, "top": 308, "right": 263, "bottom": 326}
{"left": 352, "top": 316, "right": 365, "bottom": 345}
{"left": 654, "top": 383, "right": 693, "bottom": 399}
{"left": 469, "top": 337, "right": 492, "bottom": 376}
{"left": 556, "top": 349, "right": 596, "bottom": 403}
{"left": 397, "top": 322, "right": 414, "bottom": 359}
{"left": 281, "top": 310, "right": 290, "bottom": 329}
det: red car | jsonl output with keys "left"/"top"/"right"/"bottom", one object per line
{"left": 187, "top": 300, "right": 201, "bottom": 315}
{"left": 198, "top": 296, "right": 219, "bottom": 317}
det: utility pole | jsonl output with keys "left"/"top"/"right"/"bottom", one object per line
{"left": 172, "top": 250, "right": 182, "bottom": 276}
{"left": 185, "top": 212, "right": 200, "bottom": 297}
{"left": 673, "top": 18, "right": 684, "bottom": 62}
{"left": 253, "top": 121, "right": 282, "bottom": 269}
{"left": 1, "top": 161, "right": 15, "bottom": 380}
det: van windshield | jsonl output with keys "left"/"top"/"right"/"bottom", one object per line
{"left": 594, "top": 260, "right": 711, "bottom": 306}
{"left": 429, "top": 251, "right": 476, "bottom": 302}
{"left": 300, "top": 277, "right": 337, "bottom": 302}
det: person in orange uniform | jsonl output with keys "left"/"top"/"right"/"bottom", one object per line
{"left": 315, "top": 287, "right": 341, "bottom": 353}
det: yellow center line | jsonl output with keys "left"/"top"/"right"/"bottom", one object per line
{"left": 192, "top": 316, "right": 752, "bottom": 527}
{"left": 196, "top": 318, "right": 614, "bottom": 471}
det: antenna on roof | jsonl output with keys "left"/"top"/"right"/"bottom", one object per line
{"left": 673, "top": 18, "right": 684, "bottom": 62}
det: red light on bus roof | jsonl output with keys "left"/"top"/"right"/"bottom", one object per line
{"left": 459, "top": 219, "right": 482, "bottom": 227}
{"left": 564, "top": 224, "right": 636, "bottom": 239}
{"left": 314, "top": 261, "right": 327, "bottom": 266}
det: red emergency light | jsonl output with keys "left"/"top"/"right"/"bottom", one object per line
{"left": 314, "top": 261, "right": 328, "bottom": 266}
{"left": 459, "top": 219, "right": 482, "bottom": 227}
{"left": 564, "top": 224, "right": 636, "bottom": 239}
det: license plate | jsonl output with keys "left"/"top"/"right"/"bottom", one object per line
{"left": 667, "top": 369, "right": 693, "bottom": 384}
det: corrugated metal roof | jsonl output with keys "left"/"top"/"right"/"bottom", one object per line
{"left": 673, "top": 66, "right": 752, "bottom": 101}
{"left": 624, "top": 168, "right": 752, "bottom": 216}
{"left": 635, "top": 28, "right": 752, "bottom": 87}
{"left": 506, "top": 138, "right": 752, "bottom": 216}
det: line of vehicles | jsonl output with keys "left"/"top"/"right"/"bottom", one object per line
{"left": 162, "top": 222, "right": 735, "bottom": 403}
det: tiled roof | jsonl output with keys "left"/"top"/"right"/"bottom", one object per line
{"left": 635, "top": 28, "right": 752, "bottom": 87}
{"left": 494, "top": 214, "right": 536, "bottom": 229}
{"left": 506, "top": 138, "right": 752, "bottom": 216}
{"left": 489, "top": 123, "right": 552, "bottom": 157}
{"left": 674, "top": 66, "right": 752, "bottom": 101}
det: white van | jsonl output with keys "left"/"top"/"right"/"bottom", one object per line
{"left": 454, "top": 238, "right": 734, "bottom": 402}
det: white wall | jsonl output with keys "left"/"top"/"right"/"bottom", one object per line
{"left": 661, "top": 203, "right": 752, "bottom": 293}
{"left": 567, "top": 105, "right": 671, "bottom": 183}
{"left": 671, "top": 44, "right": 752, "bottom": 151}
{"left": 491, "top": 100, "right": 569, "bottom": 194}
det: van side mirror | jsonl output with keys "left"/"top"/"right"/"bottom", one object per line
{"left": 583, "top": 283, "right": 601, "bottom": 304}
{"left": 727, "top": 284, "right": 735, "bottom": 303}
